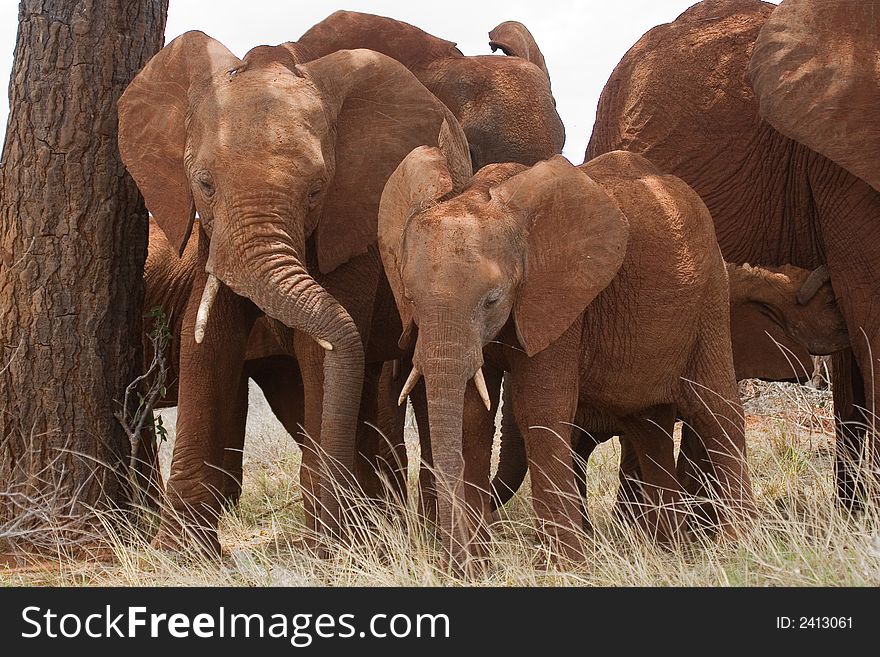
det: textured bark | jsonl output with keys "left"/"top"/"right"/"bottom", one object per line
{"left": 0, "top": 0, "right": 168, "bottom": 538}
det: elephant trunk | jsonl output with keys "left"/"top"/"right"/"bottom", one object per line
{"left": 422, "top": 369, "right": 469, "bottom": 567}
{"left": 415, "top": 312, "right": 483, "bottom": 568}
{"left": 212, "top": 216, "right": 363, "bottom": 536}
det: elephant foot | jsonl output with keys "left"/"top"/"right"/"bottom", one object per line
{"left": 581, "top": 512, "right": 594, "bottom": 537}
{"left": 684, "top": 500, "right": 720, "bottom": 537}
{"left": 150, "top": 511, "right": 222, "bottom": 558}
{"left": 218, "top": 484, "right": 243, "bottom": 511}
{"left": 535, "top": 523, "right": 587, "bottom": 567}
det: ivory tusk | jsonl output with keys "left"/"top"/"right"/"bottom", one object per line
{"left": 796, "top": 264, "right": 831, "bottom": 306}
{"left": 315, "top": 337, "right": 334, "bottom": 351}
{"left": 194, "top": 274, "right": 221, "bottom": 344}
{"left": 398, "top": 366, "right": 421, "bottom": 406}
{"left": 473, "top": 367, "right": 491, "bottom": 411}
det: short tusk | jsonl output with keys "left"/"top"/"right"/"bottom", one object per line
{"left": 315, "top": 337, "right": 334, "bottom": 351}
{"left": 473, "top": 367, "right": 491, "bottom": 411}
{"left": 398, "top": 366, "right": 421, "bottom": 406}
{"left": 194, "top": 274, "right": 221, "bottom": 344}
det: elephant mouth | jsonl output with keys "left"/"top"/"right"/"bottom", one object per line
{"left": 398, "top": 363, "right": 491, "bottom": 411}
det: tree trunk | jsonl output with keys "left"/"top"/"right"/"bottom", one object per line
{"left": 0, "top": 0, "right": 168, "bottom": 547}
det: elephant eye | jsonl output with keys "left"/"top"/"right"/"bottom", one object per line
{"left": 308, "top": 183, "right": 323, "bottom": 207}
{"left": 196, "top": 171, "right": 215, "bottom": 198}
{"left": 484, "top": 289, "right": 502, "bottom": 308}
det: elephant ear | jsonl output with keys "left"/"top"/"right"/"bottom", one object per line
{"left": 118, "top": 31, "right": 242, "bottom": 255}
{"left": 298, "top": 49, "right": 463, "bottom": 274}
{"left": 490, "top": 156, "right": 628, "bottom": 357}
{"left": 488, "top": 21, "right": 550, "bottom": 80}
{"left": 747, "top": 0, "right": 880, "bottom": 192}
{"left": 378, "top": 125, "right": 471, "bottom": 337}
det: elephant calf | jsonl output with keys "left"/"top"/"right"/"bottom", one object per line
{"left": 677, "top": 261, "right": 849, "bottom": 510}
{"left": 379, "top": 147, "right": 756, "bottom": 564}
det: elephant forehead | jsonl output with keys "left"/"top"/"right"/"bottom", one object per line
{"left": 205, "top": 70, "right": 326, "bottom": 131}
{"left": 191, "top": 84, "right": 327, "bottom": 162}
{"left": 403, "top": 219, "right": 515, "bottom": 293}
{"left": 410, "top": 209, "right": 515, "bottom": 256}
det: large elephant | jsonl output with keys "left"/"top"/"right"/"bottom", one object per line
{"left": 586, "top": 0, "right": 880, "bottom": 508}
{"left": 378, "top": 147, "right": 754, "bottom": 565}
{"left": 296, "top": 11, "right": 565, "bottom": 170}
{"left": 118, "top": 32, "right": 470, "bottom": 553}
{"left": 490, "top": 261, "right": 850, "bottom": 522}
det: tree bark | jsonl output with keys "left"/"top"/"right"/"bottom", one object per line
{"left": 0, "top": 0, "right": 168, "bottom": 546}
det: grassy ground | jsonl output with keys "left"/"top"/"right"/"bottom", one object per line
{"left": 2, "top": 380, "right": 879, "bottom": 586}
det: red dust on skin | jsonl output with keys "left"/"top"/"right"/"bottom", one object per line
{"left": 380, "top": 148, "right": 756, "bottom": 563}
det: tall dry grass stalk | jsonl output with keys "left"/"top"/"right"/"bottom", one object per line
{"left": 2, "top": 379, "right": 879, "bottom": 586}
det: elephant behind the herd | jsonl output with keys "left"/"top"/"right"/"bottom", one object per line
{"left": 587, "top": 0, "right": 880, "bottom": 508}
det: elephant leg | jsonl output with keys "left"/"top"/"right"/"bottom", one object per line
{"left": 675, "top": 422, "right": 718, "bottom": 531}
{"left": 818, "top": 184, "right": 880, "bottom": 505}
{"left": 154, "top": 281, "right": 255, "bottom": 555}
{"left": 834, "top": 324, "right": 880, "bottom": 505}
{"left": 353, "top": 362, "right": 384, "bottom": 501}
{"left": 509, "top": 329, "right": 583, "bottom": 562}
{"left": 374, "top": 359, "right": 409, "bottom": 507}
{"left": 412, "top": 378, "right": 434, "bottom": 516}
{"left": 411, "top": 379, "right": 436, "bottom": 525}
{"left": 217, "top": 374, "right": 249, "bottom": 509}
{"left": 462, "top": 364, "right": 502, "bottom": 539}
{"left": 677, "top": 342, "right": 754, "bottom": 539}
{"left": 249, "top": 356, "right": 306, "bottom": 447}
{"left": 619, "top": 408, "right": 683, "bottom": 543}
{"left": 832, "top": 349, "right": 869, "bottom": 512}
{"left": 293, "top": 332, "right": 325, "bottom": 539}
{"left": 490, "top": 379, "right": 528, "bottom": 512}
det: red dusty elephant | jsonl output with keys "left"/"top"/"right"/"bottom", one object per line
{"left": 490, "top": 261, "right": 850, "bottom": 529}
{"left": 587, "top": 0, "right": 880, "bottom": 509}
{"left": 379, "top": 147, "right": 755, "bottom": 565}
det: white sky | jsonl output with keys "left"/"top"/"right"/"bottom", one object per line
{"left": 0, "top": 1, "right": 773, "bottom": 161}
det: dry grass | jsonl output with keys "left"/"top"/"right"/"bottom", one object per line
{"left": 2, "top": 380, "right": 879, "bottom": 587}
